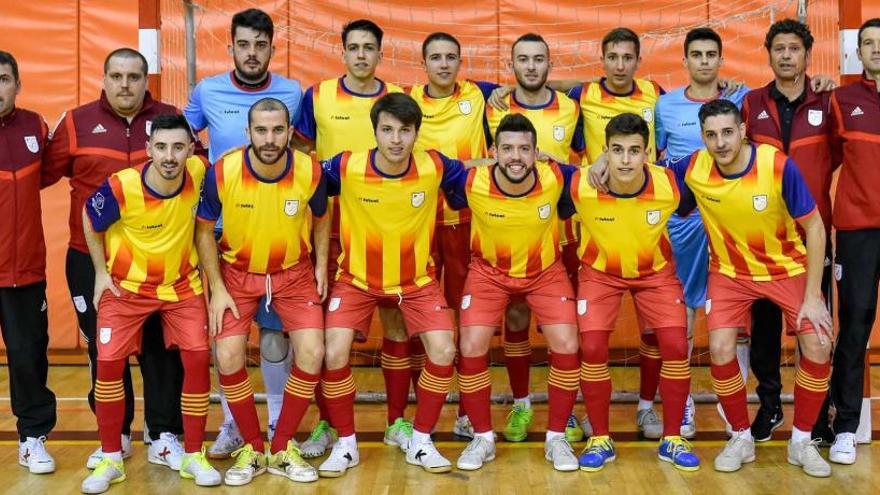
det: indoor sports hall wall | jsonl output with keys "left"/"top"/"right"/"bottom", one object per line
{"left": 1, "top": 0, "right": 879, "bottom": 356}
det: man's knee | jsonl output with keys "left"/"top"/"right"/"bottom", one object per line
{"left": 260, "top": 330, "right": 290, "bottom": 362}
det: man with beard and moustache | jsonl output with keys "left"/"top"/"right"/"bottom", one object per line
{"left": 184, "top": 7, "right": 304, "bottom": 459}
{"left": 43, "top": 48, "right": 200, "bottom": 472}
{"left": 293, "top": 19, "right": 408, "bottom": 458}
{"left": 81, "top": 115, "right": 220, "bottom": 493}
{"left": 195, "top": 98, "right": 329, "bottom": 486}
{"left": 455, "top": 113, "right": 582, "bottom": 472}
{"left": 484, "top": 32, "right": 587, "bottom": 445}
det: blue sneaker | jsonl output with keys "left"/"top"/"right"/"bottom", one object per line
{"left": 578, "top": 435, "right": 616, "bottom": 472}
{"left": 658, "top": 436, "right": 701, "bottom": 471}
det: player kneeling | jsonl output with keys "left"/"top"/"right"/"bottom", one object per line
{"left": 80, "top": 115, "right": 220, "bottom": 493}
{"left": 571, "top": 114, "right": 699, "bottom": 472}
{"left": 456, "top": 114, "right": 581, "bottom": 472}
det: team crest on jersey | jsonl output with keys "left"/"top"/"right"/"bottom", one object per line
{"left": 752, "top": 194, "right": 768, "bottom": 212}
{"left": 99, "top": 327, "right": 112, "bottom": 344}
{"left": 459, "top": 100, "right": 472, "bottom": 115}
{"left": 145, "top": 120, "right": 152, "bottom": 135}
{"left": 538, "top": 203, "right": 551, "bottom": 220}
{"left": 642, "top": 108, "right": 654, "bottom": 123}
{"left": 646, "top": 209, "right": 661, "bottom": 225}
{"left": 73, "top": 295, "right": 88, "bottom": 314}
{"left": 24, "top": 135, "right": 39, "bottom": 153}
{"left": 807, "top": 109, "right": 823, "bottom": 127}
{"left": 411, "top": 191, "right": 426, "bottom": 208}
{"left": 284, "top": 199, "right": 300, "bottom": 216}
{"left": 553, "top": 125, "right": 565, "bottom": 142}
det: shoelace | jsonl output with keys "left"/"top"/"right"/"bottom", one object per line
{"left": 667, "top": 437, "right": 694, "bottom": 456}
{"left": 583, "top": 437, "right": 612, "bottom": 455}
{"left": 392, "top": 419, "right": 414, "bottom": 437}
{"left": 640, "top": 409, "right": 660, "bottom": 425}
{"left": 160, "top": 433, "right": 185, "bottom": 455}
{"left": 30, "top": 436, "right": 49, "bottom": 457}
{"left": 549, "top": 437, "right": 574, "bottom": 455}
{"left": 463, "top": 437, "right": 489, "bottom": 455}
{"left": 231, "top": 446, "right": 257, "bottom": 468}
{"left": 507, "top": 406, "right": 530, "bottom": 427}
{"left": 308, "top": 421, "right": 331, "bottom": 442}
{"left": 566, "top": 416, "right": 579, "bottom": 428}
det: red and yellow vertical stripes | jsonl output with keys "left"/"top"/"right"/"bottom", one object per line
{"left": 580, "top": 78, "right": 663, "bottom": 163}
{"left": 686, "top": 145, "right": 809, "bottom": 281}
{"left": 103, "top": 156, "right": 206, "bottom": 301}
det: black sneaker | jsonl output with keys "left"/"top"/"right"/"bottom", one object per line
{"left": 751, "top": 403, "right": 784, "bottom": 442}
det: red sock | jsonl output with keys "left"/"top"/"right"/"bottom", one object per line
{"left": 219, "top": 367, "right": 263, "bottom": 450}
{"left": 655, "top": 327, "right": 690, "bottom": 437}
{"left": 271, "top": 365, "right": 319, "bottom": 453}
{"left": 580, "top": 333, "right": 612, "bottom": 436}
{"left": 180, "top": 350, "right": 211, "bottom": 453}
{"left": 96, "top": 359, "right": 127, "bottom": 453}
{"left": 639, "top": 333, "right": 662, "bottom": 403}
{"left": 457, "top": 355, "right": 492, "bottom": 433}
{"left": 793, "top": 356, "right": 831, "bottom": 431}
{"left": 548, "top": 352, "right": 580, "bottom": 432}
{"left": 314, "top": 381, "right": 331, "bottom": 422}
{"left": 321, "top": 365, "right": 357, "bottom": 437}
{"left": 711, "top": 357, "right": 749, "bottom": 431}
{"left": 382, "top": 338, "right": 411, "bottom": 424}
{"left": 503, "top": 327, "right": 531, "bottom": 399}
{"left": 409, "top": 337, "right": 426, "bottom": 389}
{"left": 413, "top": 359, "right": 453, "bottom": 433}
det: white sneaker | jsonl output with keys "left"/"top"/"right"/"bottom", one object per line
{"left": 681, "top": 395, "right": 697, "bottom": 439}
{"left": 544, "top": 436, "right": 579, "bottom": 472}
{"left": 714, "top": 431, "right": 755, "bottom": 472}
{"left": 406, "top": 438, "right": 452, "bottom": 473}
{"left": 829, "top": 432, "right": 857, "bottom": 465}
{"left": 180, "top": 449, "right": 222, "bottom": 486}
{"left": 269, "top": 441, "right": 319, "bottom": 483}
{"left": 301, "top": 420, "right": 337, "bottom": 458}
{"left": 636, "top": 408, "right": 663, "bottom": 440}
{"left": 87, "top": 435, "right": 132, "bottom": 469}
{"left": 453, "top": 415, "right": 475, "bottom": 440}
{"left": 81, "top": 457, "right": 126, "bottom": 494}
{"left": 143, "top": 421, "right": 151, "bottom": 445}
{"left": 147, "top": 432, "right": 185, "bottom": 471}
{"left": 456, "top": 437, "right": 496, "bottom": 470}
{"left": 788, "top": 438, "right": 831, "bottom": 477}
{"left": 715, "top": 402, "right": 734, "bottom": 438}
{"left": 208, "top": 422, "right": 244, "bottom": 459}
{"left": 224, "top": 444, "right": 267, "bottom": 486}
{"left": 18, "top": 436, "right": 55, "bottom": 474}
{"left": 318, "top": 441, "right": 360, "bottom": 478}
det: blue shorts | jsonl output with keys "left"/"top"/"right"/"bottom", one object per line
{"left": 255, "top": 296, "right": 283, "bottom": 331}
{"left": 667, "top": 210, "right": 708, "bottom": 309}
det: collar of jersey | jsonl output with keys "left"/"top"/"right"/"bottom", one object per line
{"left": 141, "top": 161, "right": 187, "bottom": 199}
{"left": 713, "top": 144, "right": 756, "bottom": 180}
{"left": 606, "top": 167, "right": 650, "bottom": 198}
{"left": 339, "top": 76, "right": 386, "bottom": 98}
{"left": 490, "top": 164, "right": 539, "bottom": 198}
{"left": 599, "top": 77, "right": 637, "bottom": 97}
{"left": 511, "top": 88, "right": 556, "bottom": 110}
{"left": 369, "top": 148, "right": 412, "bottom": 178}
{"left": 244, "top": 145, "right": 292, "bottom": 183}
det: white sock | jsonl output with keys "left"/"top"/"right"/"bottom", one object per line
{"left": 261, "top": 349, "right": 292, "bottom": 425}
{"left": 791, "top": 427, "right": 811, "bottom": 443}
{"left": 338, "top": 434, "right": 357, "bottom": 449}
{"left": 736, "top": 343, "right": 750, "bottom": 384}
{"left": 475, "top": 431, "right": 495, "bottom": 443}
{"left": 736, "top": 428, "right": 754, "bottom": 441}
{"left": 545, "top": 430, "right": 565, "bottom": 442}
{"left": 638, "top": 399, "right": 654, "bottom": 411}
{"left": 215, "top": 367, "right": 235, "bottom": 426}
{"left": 514, "top": 396, "right": 532, "bottom": 409}
{"left": 105, "top": 451, "right": 123, "bottom": 462}
{"left": 412, "top": 430, "right": 432, "bottom": 446}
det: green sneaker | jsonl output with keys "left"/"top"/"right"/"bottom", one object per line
{"left": 269, "top": 441, "right": 318, "bottom": 482}
{"left": 300, "top": 420, "right": 338, "bottom": 459}
{"left": 384, "top": 417, "right": 414, "bottom": 452}
{"left": 223, "top": 444, "right": 266, "bottom": 486}
{"left": 180, "top": 448, "right": 221, "bottom": 486}
{"left": 503, "top": 403, "right": 534, "bottom": 442}
{"left": 81, "top": 456, "right": 126, "bottom": 494}
{"left": 565, "top": 414, "right": 585, "bottom": 443}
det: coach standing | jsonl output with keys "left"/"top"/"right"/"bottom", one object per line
{"left": 0, "top": 50, "right": 56, "bottom": 475}
{"left": 43, "top": 48, "right": 190, "bottom": 470}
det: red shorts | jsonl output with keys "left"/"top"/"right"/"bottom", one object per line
{"left": 96, "top": 289, "right": 209, "bottom": 361}
{"left": 325, "top": 280, "right": 453, "bottom": 339}
{"left": 219, "top": 261, "right": 324, "bottom": 339}
{"left": 460, "top": 259, "right": 576, "bottom": 328}
{"left": 561, "top": 243, "right": 580, "bottom": 289}
{"left": 433, "top": 222, "right": 471, "bottom": 308}
{"left": 706, "top": 272, "right": 816, "bottom": 336}
{"left": 577, "top": 264, "right": 686, "bottom": 332}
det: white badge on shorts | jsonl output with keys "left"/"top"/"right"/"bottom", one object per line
{"left": 284, "top": 199, "right": 299, "bottom": 216}
{"left": 705, "top": 299, "right": 712, "bottom": 314}
{"left": 459, "top": 100, "right": 472, "bottom": 115}
{"left": 99, "top": 327, "right": 112, "bottom": 344}
{"left": 328, "top": 297, "right": 341, "bottom": 312}
{"left": 807, "top": 109, "right": 823, "bottom": 127}
{"left": 646, "top": 209, "right": 661, "bottom": 225}
{"left": 461, "top": 294, "right": 472, "bottom": 310}
{"left": 577, "top": 299, "right": 588, "bottom": 316}
{"left": 752, "top": 195, "right": 768, "bottom": 212}
{"left": 73, "top": 295, "right": 88, "bottom": 314}
{"left": 411, "top": 191, "right": 426, "bottom": 208}
{"left": 834, "top": 263, "right": 842, "bottom": 281}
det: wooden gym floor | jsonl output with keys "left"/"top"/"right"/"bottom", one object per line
{"left": 2, "top": 365, "right": 879, "bottom": 494}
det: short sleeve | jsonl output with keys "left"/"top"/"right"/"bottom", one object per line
{"left": 321, "top": 153, "right": 344, "bottom": 197}
{"left": 474, "top": 80, "right": 500, "bottom": 101}
{"left": 294, "top": 87, "right": 317, "bottom": 141}
{"left": 781, "top": 158, "right": 818, "bottom": 220}
{"left": 183, "top": 82, "right": 207, "bottom": 132}
{"left": 655, "top": 100, "right": 668, "bottom": 153}
{"left": 308, "top": 172, "right": 328, "bottom": 217}
{"left": 556, "top": 164, "right": 578, "bottom": 219}
{"left": 668, "top": 154, "right": 696, "bottom": 216}
{"left": 196, "top": 165, "right": 222, "bottom": 222}
{"left": 85, "top": 180, "right": 122, "bottom": 232}
{"left": 438, "top": 152, "right": 469, "bottom": 209}
{"left": 567, "top": 84, "right": 584, "bottom": 102}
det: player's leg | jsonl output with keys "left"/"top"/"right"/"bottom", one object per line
{"left": 139, "top": 313, "right": 185, "bottom": 468}
{"left": 208, "top": 344, "right": 244, "bottom": 459}
{"left": 636, "top": 330, "right": 663, "bottom": 440}
{"left": 66, "top": 248, "right": 134, "bottom": 467}
{"left": 502, "top": 303, "right": 532, "bottom": 427}
{"left": 0, "top": 282, "right": 56, "bottom": 474}
{"left": 256, "top": 303, "right": 292, "bottom": 440}
{"left": 560, "top": 242, "right": 586, "bottom": 442}
{"left": 748, "top": 300, "right": 784, "bottom": 441}
{"left": 378, "top": 306, "right": 414, "bottom": 450}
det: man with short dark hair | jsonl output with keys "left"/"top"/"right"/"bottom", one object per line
{"left": 44, "top": 48, "right": 200, "bottom": 471}
{"left": 0, "top": 50, "right": 57, "bottom": 475}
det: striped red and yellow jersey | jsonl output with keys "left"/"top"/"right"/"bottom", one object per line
{"left": 674, "top": 144, "right": 817, "bottom": 281}
{"left": 570, "top": 78, "right": 664, "bottom": 163}
{"left": 410, "top": 80, "right": 493, "bottom": 226}
{"left": 85, "top": 156, "right": 207, "bottom": 301}
{"left": 486, "top": 90, "right": 583, "bottom": 246}
{"left": 570, "top": 165, "right": 678, "bottom": 278}
{"left": 466, "top": 160, "right": 576, "bottom": 278}
{"left": 196, "top": 147, "right": 326, "bottom": 274}
{"left": 323, "top": 149, "right": 469, "bottom": 294}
